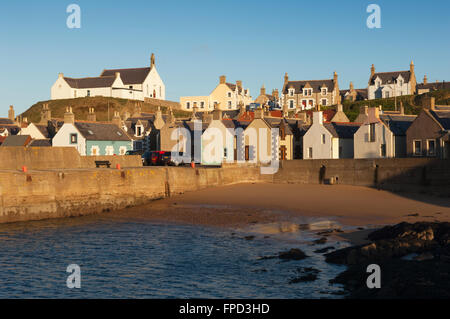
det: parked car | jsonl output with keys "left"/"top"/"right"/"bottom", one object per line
{"left": 125, "top": 150, "right": 144, "bottom": 156}
{"left": 142, "top": 151, "right": 190, "bottom": 166}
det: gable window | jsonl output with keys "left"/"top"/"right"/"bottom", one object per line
{"left": 223, "top": 147, "right": 227, "bottom": 158}
{"left": 70, "top": 133, "right": 77, "bottom": 144}
{"left": 87, "top": 90, "right": 91, "bottom": 97}
{"left": 369, "top": 123, "right": 376, "bottom": 142}
{"left": 376, "top": 81, "right": 381, "bottom": 88}
{"left": 186, "top": 102, "right": 191, "bottom": 109}
{"left": 427, "top": 139, "right": 436, "bottom": 156}
{"left": 303, "top": 89, "right": 313, "bottom": 96}
{"left": 321, "top": 134, "right": 326, "bottom": 144}
{"left": 136, "top": 125, "right": 143, "bottom": 137}
{"left": 321, "top": 88, "right": 327, "bottom": 95}
{"left": 413, "top": 140, "right": 422, "bottom": 156}
{"left": 385, "top": 91, "right": 390, "bottom": 98}
{"left": 308, "top": 147, "right": 313, "bottom": 159}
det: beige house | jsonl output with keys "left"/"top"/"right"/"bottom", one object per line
{"left": 180, "top": 75, "right": 253, "bottom": 112}
{"left": 282, "top": 72, "right": 341, "bottom": 113}
{"left": 354, "top": 107, "right": 416, "bottom": 159}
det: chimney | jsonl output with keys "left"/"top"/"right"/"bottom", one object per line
{"left": 64, "top": 107, "right": 75, "bottom": 124}
{"left": 333, "top": 71, "right": 338, "bottom": 83}
{"left": 423, "top": 97, "right": 436, "bottom": 111}
{"left": 115, "top": 72, "right": 121, "bottom": 79}
{"left": 260, "top": 85, "right": 266, "bottom": 96}
{"left": 112, "top": 111, "right": 121, "bottom": 127}
{"left": 87, "top": 107, "right": 96, "bottom": 122}
{"left": 219, "top": 75, "right": 226, "bottom": 84}
{"left": 337, "top": 104, "right": 343, "bottom": 112}
{"left": 8, "top": 105, "right": 14, "bottom": 121}
{"left": 254, "top": 106, "right": 264, "bottom": 119}
{"left": 236, "top": 80, "right": 242, "bottom": 89}
{"left": 410, "top": 60, "right": 415, "bottom": 75}
{"left": 272, "top": 89, "right": 279, "bottom": 100}
{"left": 122, "top": 111, "right": 130, "bottom": 120}
{"left": 132, "top": 102, "right": 142, "bottom": 117}
{"left": 360, "top": 105, "right": 369, "bottom": 115}
{"left": 313, "top": 111, "right": 324, "bottom": 125}
{"left": 371, "top": 64, "right": 375, "bottom": 77}
{"left": 213, "top": 109, "right": 223, "bottom": 121}
{"left": 284, "top": 73, "right": 289, "bottom": 85}
{"left": 58, "top": 73, "right": 64, "bottom": 79}
{"left": 399, "top": 101, "right": 405, "bottom": 115}
{"left": 167, "top": 107, "right": 175, "bottom": 124}
{"left": 40, "top": 103, "right": 52, "bottom": 124}
{"left": 150, "top": 53, "right": 155, "bottom": 69}
{"left": 350, "top": 82, "right": 354, "bottom": 91}
{"left": 423, "top": 75, "right": 428, "bottom": 85}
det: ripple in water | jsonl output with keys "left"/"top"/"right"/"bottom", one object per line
{"left": 0, "top": 216, "right": 348, "bottom": 298}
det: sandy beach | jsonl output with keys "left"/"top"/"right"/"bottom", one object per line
{"left": 111, "top": 183, "right": 450, "bottom": 233}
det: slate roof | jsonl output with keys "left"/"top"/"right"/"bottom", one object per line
{"left": 74, "top": 122, "right": 131, "bottom": 141}
{"left": 429, "top": 110, "right": 450, "bottom": 130}
{"left": 324, "top": 122, "right": 360, "bottom": 139}
{"left": 225, "top": 83, "right": 248, "bottom": 95}
{"left": 369, "top": 71, "right": 411, "bottom": 85}
{"left": 0, "top": 123, "right": 21, "bottom": 135}
{"left": 284, "top": 79, "right": 335, "bottom": 94}
{"left": 416, "top": 81, "right": 450, "bottom": 91}
{"left": 101, "top": 67, "right": 151, "bottom": 85}
{"left": 0, "top": 118, "right": 14, "bottom": 125}
{"left": 1, "top": 135, "right": 32, "bottom": 146}
{"left": 379, "top": 114, "right": 416, "bottom": 136}
{"left": 64, "top": 76, "right": 116, "bottom": 89}
{"left": 29, "top": 139, "right": 52, "bottom": 147}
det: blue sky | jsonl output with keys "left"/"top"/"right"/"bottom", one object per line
{"left": 1, "top": 0, "right": 449, "bottom": 115}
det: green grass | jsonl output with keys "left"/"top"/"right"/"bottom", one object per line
{"left": 20, "top": 97, "right": 191, "bottom": 123}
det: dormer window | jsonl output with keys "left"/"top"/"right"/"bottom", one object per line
{"left": 398, "top": 79, "right": 403, "bottom": 86}
{"left": 376, "top": 80, "right": 381, "bottom": 88}
{"left": 288, "top": 89, "right": 295, "bottom": 97}
{"left": 321, "top": 88, "right": 327, "bottom": 95}
{"left": 303, "top": 88, "right": 312, "bottom": 96}
{"left": 136, "top": 125, "right": 143, "bottom": 137}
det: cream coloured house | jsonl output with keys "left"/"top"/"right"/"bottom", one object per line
{"left": 180, "top": 75, "right": 253, "bottom": 112}
{"left": 354, "top": 107, "right": 416, "bottom": 159}
{"left": 367, "top": 62, "right": 416, "bottom": 100}
{"left": 303, "top": 111, "right": 360, "bottom": 159}
{"left": 51, "top": 53, "right": 165, "bottom": 101}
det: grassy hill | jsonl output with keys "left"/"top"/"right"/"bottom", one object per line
{"left": 340, "top": 89, "right": 450, "bottom": 122}
{"left": 20, "top": 97, "right": 191, "bottom": 123}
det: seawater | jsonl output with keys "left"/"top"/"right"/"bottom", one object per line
{"left": 0, "top": 214, "right": 348, "bottom": 298}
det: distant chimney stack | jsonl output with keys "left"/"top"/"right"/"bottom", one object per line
{"left": 220, "top": 75, "right": 226, "bottom": 84}
{"left": 272, "top": 89, "right": 279, "bottom": 100}
{"left": 40, "top": 103, "right": 52, "bottom": 124}
{"left": 64, "top": 107, "right": 75, "bottom": 124}
{"left": 236, "top": 80, "right": 242, "bottom": 89}
{"left": 115, "top": 72, "right": 120, "bottom": 79}
{"left": 313, "top": 111, "right": 324, "bottom": 125}
{"left": 260, "top": 85, "right": 266, "bottom": 96}
{"left": 112, "top": 111, "right": 121, "bottom": 127}
{"left": 337, "top": 104, "right": 343, "bottom": 112}
{"left": 371, "top": 64, "right": 375, "bottom": 77}
{"left": 8, "top": 105, "right": 14, "bottom": 122}
{"left": 58, "top": 73, "right": 64, "bottom": 79}
{"left": 254, "top": 106, "right": 264, "bottom": 119}
{"left": 423, "top": 75, "right": 428, "bottom": 85}
{"left": 423, "top": 96, "right": 436, "bottom": 111}
{"left": 87, "top": 107, "right": 96, "bottom": 122}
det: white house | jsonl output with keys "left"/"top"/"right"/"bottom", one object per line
{"left": 51, "top": 53, "right": 165, "bottom": 101}
{"left": 367, "top": 62, "right": 417, "bottom": 100}
{"left": 52, "top": 108, "right": 132, "bottom": 156}
{"left": 303, "top": 112, "right": 360, "bottom": 159}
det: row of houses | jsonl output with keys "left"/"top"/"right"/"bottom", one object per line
{"left": 1, "top": 96, "right": 449, "bottom": 161}
{"left": 180, "top": 61, "right": 449, "bottom": 115}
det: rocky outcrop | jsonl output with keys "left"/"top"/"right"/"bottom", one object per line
{"left": 326, "top": 222, "right": 450, "bottom": 299}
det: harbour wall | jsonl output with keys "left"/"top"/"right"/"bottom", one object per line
{"left": 0, "top": 147, "right": 448, "bottom": 224}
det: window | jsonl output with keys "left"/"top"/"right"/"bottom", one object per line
{"left": 87, "top": 90, "right": 90, "bottom": 97}
{"left": 376, "top": 81, "right": 381, "bottom": 88}
{"left": 289, "top": 89, "right": 294, "bottom": 97}
{"left": 91, "top": 146, "right": 99, "bottom": 156}
{"left": 321, "top": 88, "right": 327, "bottom": 95}
{"left": 136, "top": 126, "right": 143, "bottom": 137}
{"left": 427, "top": 140, "right": 436, "bottom": 156}
{"left": 301, "top": 100, "right": 307, "bottom": 109}
{"left": 289, "top": 100, "right": 294, "bottom": 109}
{"left": 279, "top": 146, "right": 287, "bottom": 160}
{"left": 308, "top": 100, "right": 314, "bottom": 108}
{"left": 70, "top": 133, "right": 77, "bottom": 144}
{"left": 369, "top": 123, "right": 376, "bottom": 142}
{"left": 119, "top": 146, "right": 127, "bottom": 155}
{"left": 380, "top": 144, "right": 386, "bottom": 157}
{"left": 186, "top": 102, "right": 191, "bottom": 109}
{"left": 321, "top": 99, "right": 328, "bottom": 106}
{"left": 228, "top": 92, "right": 232, "bottom": 98}
{"left": 129, "top": 86, "right": 133, "bottom": 90}
{"left": 228, "top": 101, "right": 232, "bottom": 108}
{"left": 321, "top": 134, "right": 326, "bottom": 144}
{"left": 303, "top": 89, "right": 312, "bottom": 96}
{"left": 308, "top": 147, "right": 313, "bottom": 159}
{"left": 200, "top": 101, "right": 205, "bottom": 108}
{"left": 223, "top": 148, "right": 227, "bottom": 158}
{"left": 385, "top": 91, "right": 390, "bottom": 98}
{"left": 399, "top": 80, "right": 403, "bottom": 86}
{"left": 413, "top": 140, "right": 422, "bottom": 156}
{"left": 193, "top": 102, "right": 197, "bottom": 108}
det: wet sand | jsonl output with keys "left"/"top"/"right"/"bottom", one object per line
{"left": 111, "top": 183, "right": 450, "bottom": 233}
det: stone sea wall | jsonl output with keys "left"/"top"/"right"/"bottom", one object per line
{"left": 0, "top": 147, "right": 448, "bottom": 224}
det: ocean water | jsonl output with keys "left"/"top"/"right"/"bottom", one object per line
{"left": 0, "top": 214, "right": 348, "bottom": 298}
